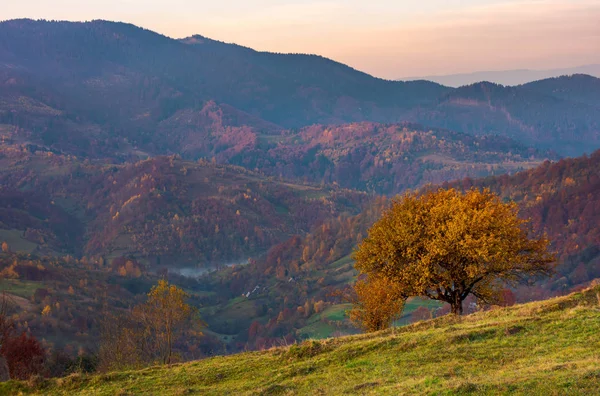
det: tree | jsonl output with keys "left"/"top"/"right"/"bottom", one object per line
{"left": 354, "top": 188, "right": 554, "bottom": 316}
{"left": 349, "top": 276, "right": 406, "bottom": 332}
{"left": 0, "top": 293, "right": 14, "bottom": 347}
{"left": 1, "top": 332, "right": 45, "bottom": 380}
{"left": 98, "top": 310, "right": 145, "bottom": 371}
{"left": 0, "top": 293, "right": 45, "bottom": 379}
{"left": 133, "top": 280, "right": 196, "bottom": 365}
{"left": 99, "top": 280, "right": 201, "bottom": 371}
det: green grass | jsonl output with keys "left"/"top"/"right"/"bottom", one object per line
{"left": 403, "top": 297, "right": 443, "bottom": 313}
{"left": 0, "top": 279, "right": 41, "bottom": 299}
{"left": 297, "top": 320, "right": 340, "bottom": 340}
{"left": 394, "top": 297, "right": 444, "bottom": 325}
{"left": 297, "top": 304, "right": 355, "bottom": 339}
{"left": 321, "top": 304, "right": 352, "bottom": 322}
{"left": 330, "top": 254, "right": 353, "bottom": 269}
{"left": 6, "top": 286, "right": 600, "bottom": 395}
{"left": 297, "top": 314, "right": 336, "bottom": 340}
{"left": 0, "top": 229, "right": 39, "bottom": 254}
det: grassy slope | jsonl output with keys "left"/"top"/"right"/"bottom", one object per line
{"left": 6, "top": 287, "right": 600, "bottom": 395}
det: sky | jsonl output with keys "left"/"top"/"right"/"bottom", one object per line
{"left": 2, "top": 0, "right": 600, "bottom": 78}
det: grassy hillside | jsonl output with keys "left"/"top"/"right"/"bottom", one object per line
{"left": 6, "top": 285, "right": 600, "bottom": 395}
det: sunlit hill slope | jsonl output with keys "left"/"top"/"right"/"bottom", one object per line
{"left": 6, "top": 285, "right": 600, "bottom": 395}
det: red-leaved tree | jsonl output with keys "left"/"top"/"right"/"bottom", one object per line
{"left": 1, "top": 332, "right": 45, "bottom": 380}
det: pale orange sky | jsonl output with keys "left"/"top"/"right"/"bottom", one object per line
{"left": 2, "top": 0, "right": 600, "bottom": 78}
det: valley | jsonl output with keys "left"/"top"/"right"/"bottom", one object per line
{"left": 0, "top": 18, "right": 599, "bottom": 390}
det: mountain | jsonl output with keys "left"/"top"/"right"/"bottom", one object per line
{"left": 0, "top": 89, "right": 552, "bottom": 196}
{"left": 409, "top": 78, "right": 600, "bottom": 155}
{"left": 522, "top": 74, "right": 600, "bottom": 107}
{"left": 215, "top": 121, "right": 549, "bottom": 195}
{"left": 402, "top": 64, "right": 600, "bottom": 87}
{"left": 0, "top": 19, "right": 449, "bottom": 131}
{"left": 1, "top": 19, "right": 599, "bottom": 159}
{"left": 2, "top": 18, "right": 600, "bottom": 368}
{"left": 8, "top": 285, "right": 600, "bottom": 394}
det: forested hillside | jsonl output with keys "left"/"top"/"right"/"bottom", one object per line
{"left": 0, "top": 147, "right": 367, "bottom": 263}
{"left": 445, "top": 150, "right": 600, "bottom": 298}
{"left": 1, "top": 19, "right": 599, "bottom": 159}
{"left": 194, "top": 150, "right": 600, "bottom": 350}
{"left": 223, "top": 122, "right": 546, "bottom": 194}
{"left": 409, "top": 77, "right": 600, "bottom": 155}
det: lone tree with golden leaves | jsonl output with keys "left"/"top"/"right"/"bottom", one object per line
{"left": 99, "top": 279, "right": 201, "bottom": 370}
{"left": 134, "top": 279, "right": 195, "bottom": 365}
{"left": 353, "top": 188, "right": 554, "bottom": 320}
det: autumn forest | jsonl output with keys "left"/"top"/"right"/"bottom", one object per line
{"left": 0, "top": 19, "right": 599, "bottom": 385}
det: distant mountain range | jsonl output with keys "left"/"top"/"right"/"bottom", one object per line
{"left": 401, "top": 64, "right": 600, "bottom": 87}
{"left": 1, "top": 19, "right": 599, "bottom": 160}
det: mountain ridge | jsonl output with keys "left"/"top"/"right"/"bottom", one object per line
{"left": 401, "top": 64, "right": 600, "bottom": 87}
{"left": 2, "top": 19, "right": 599, "bottom": 157}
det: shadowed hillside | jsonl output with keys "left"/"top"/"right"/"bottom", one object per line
{"left": 522, "top": 74, "right": 600, "bottom": 107}
{"left": 409, "top": 77, "right": 600, "bottom": 155}
{"left": 0, "top": 19, "right": 448, "bottom": 131}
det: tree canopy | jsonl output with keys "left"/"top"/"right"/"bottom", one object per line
{"left": 99, "top": 280, "right": 200, "bottom": 370}
{"left": 134, "top": 280, "right": 196, "bottom": 365}
{"left": 353, "top": 188, "right": 554, "bottom": 320}
{"left": 349, "top": 276, "right": 406, "bottom": 332}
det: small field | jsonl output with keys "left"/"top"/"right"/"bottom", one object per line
{"left": 0, "top": 229, "right": 39, "bottom": 254}
{"left": 0, "top": 279, "right": 41, "bottom": 300}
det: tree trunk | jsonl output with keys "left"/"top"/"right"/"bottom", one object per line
{"left": 166, "top": 326, "right": 172, "bottom": 365}
{"left": 451, "top": 293, "right": 463, "bottom": 315}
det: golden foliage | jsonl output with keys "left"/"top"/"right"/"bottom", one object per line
{"left": 349, "top": 276, "right": 406, "bottom": 332}
{"left": 99, "top": 280, "right": 201, "bottom": 370}
{"left": 354, "top": 188, "right": 554, "bottom": 315}
{"left": 0, "top": 263, "right": 19, "bottom": 279}
{"left": 134, "top": 280, "right": 196, "bottom": 365}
